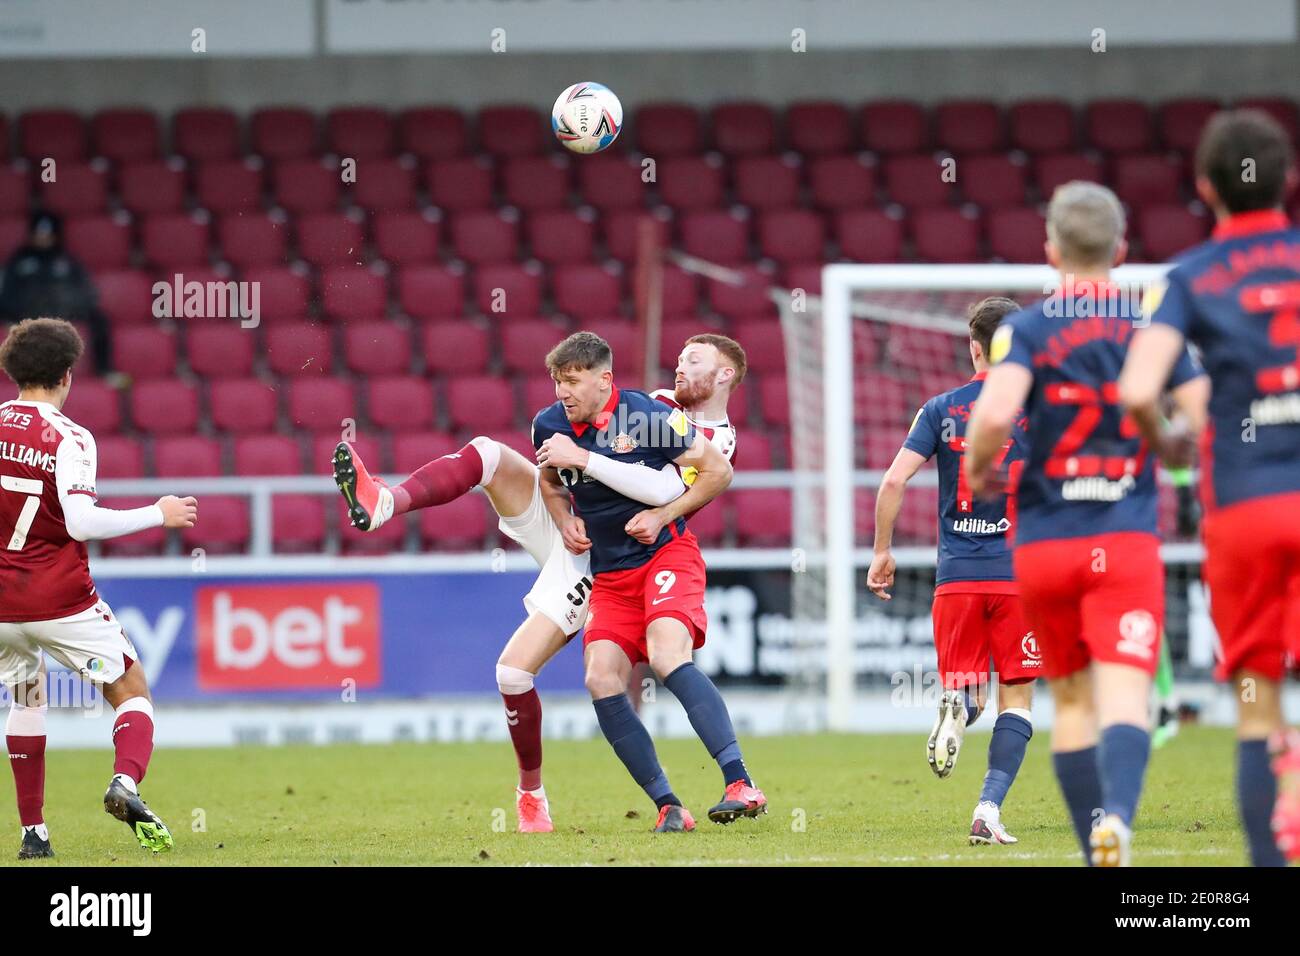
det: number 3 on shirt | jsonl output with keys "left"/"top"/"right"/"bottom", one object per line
{"left": 1, "top": 475, "right": 43, "bottom": 551}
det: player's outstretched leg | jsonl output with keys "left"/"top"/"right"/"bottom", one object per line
{"left": 1089, "top": 662, "right": 1155, "bottom": 868}
{"left": 101, "top": 667, "right": 171, "bottom": 853}
{"left": 646, "top": 621, "right": 766, "bottom": 824}
{"left": 1048, "top": 670, "right": 1103, "bottom": 865}
{"left": 585, "top": 641, "right": 694, "bottom": 832}
{"left": 7, "top": 674, "right": 53, "bottom": 860}
{"left": 1231, "top": 670, "right": 1289, "bottom": 865}
{"left": 970, "top": 683, "right": 1033, "bottom": 846}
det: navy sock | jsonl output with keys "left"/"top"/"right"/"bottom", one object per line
{"left": 1053, "top": 746, "right": 1102, "bottom": 862}
{"left": 1238, "top": 739, "right": 1285, "bottom": 867}
{"left": 592, "top": 695, "right": 678, "bottom": 808}
{"left": 980, "top": 711, "right": 1033, "bottom": 807}
{"left": 663, "top": 662, "right": 751, "bottom": 786}
{"left": 1098, "top": 723, "right": 1150, "bottom": 827}
{"left": 963, "top": 689, "right": 982, "bottom": 727}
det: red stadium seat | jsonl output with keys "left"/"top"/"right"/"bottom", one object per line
{"left": 217, "top": 213, "right": 289, "bottom": 268}
{"left": 392, "top": 431, "right": 461, "bottom": 473}
{"left": 657, "top": 156, "right": 725, "bottom": 209}
{"left": 209, "top": 379, "right": 280, "bottom": 433}
{"left": 273, "top": 158, "right": 341, "bottom": 214}
{"left": 92, "top": 109, "right": 160, "bottom": 163}
{"left": 783, "top": 264, "right": 823, "bottom": 296}
{"left": 93, "top": 436, "right": 145, "bottom": 477}
{"left": 351, "top": 156, "right": 417, "bottom": 212}
{"left": 731, "top": 318, "right": 785, "bottom": 373}
{"left": 935, "top": 100, "right": 1003, "bottom": 155}
{"left": 551, "top": 263, "right": 624, "bottom": 319}
{"left": 61, "top": 379, "right": 123, "bottom": 434}
{"left": 426, "top": 156, "right": 495, "bottom": 211}
{"left": 141, "top": 213, "right": 211, "bottom": 269}
{"left": 884, "top": 154, "right": 952, "bottom": 207}
{"left": 706, "top": 265, "right": 773, "bottom": 319}
{"left": 296, "top": 212, "right": 365, "bottom": 268}
{"left": 186, "top": 325, "right": 256, "bottom": 378}
{"left": 321, "top": 265, "right": 388, "bottom": 321}
{"left": 578, "top": 155, "right": 647, "bottom": 210}
{"left": 733, "top": 490, "right": 792, "bottom": 547}
{"left": 396, "top": 264, "right": 466, "bottom": 320}
{"left": 174, "top": 108, "right": 240, "bottom": 163}
{"left": 243, "top": 266, "right": 311, "bottom": 322}
{"left": 855, "top": 372, "right": 912, "bottom": 428}
{"left": 501, "top": 318, "right": 567, "bottom": 372}
{"left": 182, "top": 496, "right": 250, "bottom": 554}
{"left": 119, "top": 160, "right": 186, "bottom": 215}
{"left": 273, "top": 494, "right": 327, "bottom": 553}
{"left": 367, "top": 375, "right": 434, "bottom": 430}
{"left": 757, "top": 209, "right": 826, "bottom": 265}
{"left": 1009, "top": 100, "right": 1076, "bottom": 154}
{"left": 373, "top": 210, "right": 441, "bottom": 264}
{"left": 634, "top": 103, "right": 702, "bottom": 157}
{"left": 1113, "top": 154, "right": 1184, "bottom": 208}
{"left": 660, "top": 264, "right": 700, "bottom": 317}
{"left": 93, "top": 270, "right": 154, "bottom": 326}
{"left": 786, "top": 101, "right": 854, "bottom": 156}
{"left": 1158, "top": 98, "right": 1220, "bottom": 152}
{"left": 449, "top": 209, "right": 519, "bottom": 264}
{"left": 398, "top": 107, "right": 468, "bottom": 161}
{"left": 602, "top": 208, "right": 671, "bottom": 262}
{"left": 959, "top": 154, "right": 1027, "bottom": 208}
{"left": 129, "top": 380, "right": 199, "bottom": 434}
{"left": 808, "top": 154, "right": 877, "bottom": 209}
{"left": 251, "top": 107, "right": 317, "bottom": 161}
{"left": 733, "top": 155, "right": 802, "bottom": 209}
{"left": 112, "top": 327, "right": 178, "bottom": 380}
{"left": 758, "top": 374, "right": 789, "bottom": 427}
{"left": 685, "top": 498, "right": 726, "bottom": 546}
{"left": 988, "top": 207, "right": 1047, "bottom": 263}
{"left": 1136, "top": 205, "right": 1210, "bottom": 262}
{"left": 19, "top": 110, "right": 86, "bottom": 162}
{"left": 99, "top": 497, "right": 166, "bottom": 555}
{"left": 502, "top": 155, "right": 572, "bottom": 210}
{"left": 477, "top": 105, "right": 546, "bottom": 158}
{"left": 861, "top": 101, "right": 928, "bottom": 155}
{"left": 527, "top": 209, "right": 595, "bottom": 263}
{"left": 287, "top": 378, "right": 357, "bottom": 433}
{"left": 234, "top": 434, "right": 303, "bottom": 476}
{"left": 423, "top": 325, "right": 488, "bottom": 377}
{"left": 680, "top": 209, "right": 750, "bottom": 264}
{"left": 265, "top": 321, "right": 334, "bottom": 376}
{"left": 912, "top": 207, "right": 982, "bottom": 262}
{"left": 732, "top": 430, "right": 774, "bottom": 470}
{"left": 0, "top": 217, "right": 27, "bottom": 261}
{"left": 1086, "top": 99, "right": 1153, "bottom": 154}
{"left": 419, "top": 495, "right": 491, "bottom": 551}
{"left": 522, "top": 376, "right": 562, "bottom": 417}
{"left": 834, "top": 208, "right": 904, "bottom": 262}
{"left": 195, "top": 159, "right": 265, "bottom": 213}
{"left": 0, "top": 165, "right": 28, "bottom": 217}
{"left": 885, "top": 325, "right": 961, "bottom": 376}
{"left": 710, "top": 102, "right": 778, "bottom": 157}
{"left": 343, "top": 321, "right": 414, "bottom": 375}
{"left": 896, "top": 486, "right": 939, "bottom": 545}
{"left": 65, "top": 215, "right": 131, "bottom": 270}
{"left": 326, "top": 107, "right": 394, "bottom": 159}
{"left": 40, "top": 161, "right": 108, "bottom": 215}
{"left": 583, "top": 319, "right": 642, "bottom": 375}
{"left": 1236, "top": 97, "right": 1299, "bottom": 143}
{"left": 153, "top": 435, "right": 223, "bottom": 476}
{"left": 1034, "top": 152, "right": 1104, "bottom": 199}
{"left": 473, "top": 263, "right": 544, "bottom": 317}
{"left": 445, "top": 375, "right": 515, "bottom": 430}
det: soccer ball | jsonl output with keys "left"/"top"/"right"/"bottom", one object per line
{"left": 551, "top": 82, "right": 623, "bottom": 154}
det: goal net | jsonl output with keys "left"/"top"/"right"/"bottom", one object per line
{"left": 791, "top": 264, "right": 1211, "bottom": 730}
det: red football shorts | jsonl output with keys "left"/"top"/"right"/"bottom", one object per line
{"left": 584, "top": 529, "right": 708, "bottom": 665}
{"left": 1202, "top": 492, "right": 1300, "bottom": 682}
{"left": 1013, "top": 532, "right": 1164, "bottom": 680}
{"left": 931, "top": 584, "right": 1040, "bottom": 689}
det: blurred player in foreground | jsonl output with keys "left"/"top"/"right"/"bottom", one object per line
{"left": 870, "top": 296, "right": 1038, "bottom": 846}
{"left": 334, "top": 333, "right": 742, "bottom": 831}
{"left": 1120, "top": 109, "right": 1300, "bottom": 865}
{"left": 0, "top": 318, "right": 198, "bottom": 858}
{"left": 966, "top": 183, "right": 1208, "bottom": 866}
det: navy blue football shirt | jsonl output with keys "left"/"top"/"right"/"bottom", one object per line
{"left": 993, "top": 282, "right": 1203, "bottom": 546}
{"left": 532, "top": 384, "right": 696, "bottom": 573}
{"left": 903, "top": 373, "right": 1026, "bottom": 584}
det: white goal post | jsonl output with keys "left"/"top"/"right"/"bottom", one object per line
{"left": 817, "top": 263, "right": 1176, "bottom": 731}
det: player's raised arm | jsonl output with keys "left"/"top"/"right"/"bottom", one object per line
{"left": 869, "top": 447, "right": 929, "bottom": 600}
{"left": 625, "top": 432, "right": 731, "bottom": 544}
{"left": 965, "top": 362, "right": 1033, "bottom": 496}
{"left": 536, "top": 431, "right": 686, "bottom": 507}
{"left": 56, "top": 432, "right": 197, "bottom": 541}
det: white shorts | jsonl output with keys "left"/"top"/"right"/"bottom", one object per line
{"left": 498, "top": 475, "right": 593, "bottom": 637}
{"left": 0, "top": 599, "right": 138, "bottom": 685}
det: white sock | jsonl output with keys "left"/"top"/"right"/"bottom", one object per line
{"left": 24, "top": 823, "right": 50, "bottom": 840}
{"left": 519, "top": 785, "right": 547, "bottom": 800}
{"left": 113, "top": 772, "right": 138, "bottom": 794}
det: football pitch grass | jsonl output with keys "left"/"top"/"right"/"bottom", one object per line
{"left": 6, "top": 725, "right": 1247, "bottom": 867}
